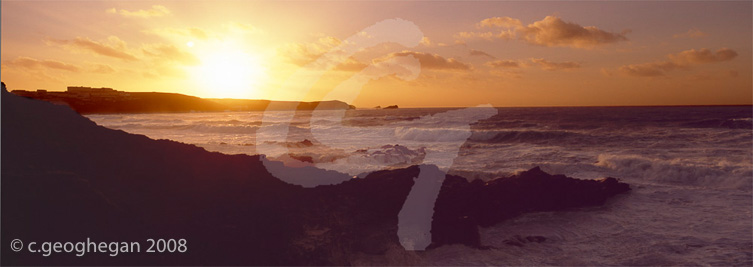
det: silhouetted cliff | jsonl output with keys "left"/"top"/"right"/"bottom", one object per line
{"left": 11, "top": 87, "right": 354, "bottom": 114}
{"left": 1, "top": 83, "right": 629, "bottom": 265}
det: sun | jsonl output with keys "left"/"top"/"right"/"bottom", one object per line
{"left": 191, "top": 47, "right": 266, "bottom": 99}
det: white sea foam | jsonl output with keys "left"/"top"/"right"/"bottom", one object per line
{"left": 395, "top": 127, "right": 473, "bottom": 142}
{"left": 596, "top": 153, "right": 753, "bottom": 190}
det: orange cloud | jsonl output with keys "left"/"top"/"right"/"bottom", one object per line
{"left": 618, "top": 62, "right": 678, "bottom": 77}
{"left": 455, "top": 30, "right": 515, "bottom": 41}
{"left": 619, "top": 48, "right": 738, "bottom": 77}
{"left": 477, "top": 17, "right": 522, "bottom": 28}
{"left": 519, "top": 16, "right": 628, "bottom": 49}
{"left": 485, "top": 60, "right": 521, "bottom": 68}
{"left": 530, "top": 58, "right": 581, "bottom": 71}
{"left": 278, "top": 36, "right": 370, "bottom": 72}
{"left": 470, "top": 49, "right": 495, "bottom": 58}
{"left": 333, "top": 58, "right": 369, "bottom": 72}
{"left": 419, "top": 37, "right": 433, "bottom": 46}
{"left": 668, "top": 48, "right": 737, "bottom": 65}
{"left": 106, "top": 5, "right": 171, "bottom": 18}
{"left": 459, "top": 16, "right": 628, "bottom": 49}
{"left": 279, "top": 36, "right": 343, "bottom": 66}
{"left": 381, "top": 51, "right": 472, "bottom": 71}
{"left": 48, "top": 36, "right": 138, "bottom": 61}
{"left": 3, "top": 57, "right": 80, "bottom": 72}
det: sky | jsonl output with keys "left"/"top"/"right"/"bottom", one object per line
{"left": 1, "top": 1, "right": 751, "bottom": 107}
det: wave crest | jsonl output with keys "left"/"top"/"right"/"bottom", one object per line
{"left": 595, "top": 154, "right": 752, "bottom": 190}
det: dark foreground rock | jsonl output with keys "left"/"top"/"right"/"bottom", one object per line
{"left": 1, "top": 84, "right": 629, "bottom": 265}
{"left": 429, "top": 167, "right": 630, "bottom": 249}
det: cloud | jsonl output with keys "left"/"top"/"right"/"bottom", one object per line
{"left": 470, "top": 49, "right": 495, "bottom": 58}
{"left": 618, "top": 62, "right": 678, "bottom": 77}
{"left": 483, "top": 58, "right": 579, "bottom": 77}
{"left": 485, "top": 60, "right": 521, "bottom": 68}
{"left": 142, "top": 44, "right": 199, "bottom": 65}
{"left": 489, "top": 69, "right": 523, "bottom": 79}
{"left": 455, "top": 30, "right": 515, "bottom": 41}
{"left": 419, "top": 37, "right": 433, "bottom": 46}
{"left": 106, "top": 5, "right": 170, "bottom": 18}
{"left": 673, "top": 29, "right": 708, "bottom": 39}
{"left": 48, "top": 36, "right": 138, "bottom": 61}
{"left": 458, "top": 15, "right": 628, "bottom": 49}
{"left": 668, "top": 48, "right": 737, "bottom": 65}
{"left": 279, "top": 36, "right": 344, "bottom": 66}
{"left": 456, "top": 31, "right": 494, "bottom": 41}
{"left": 333, "top": 57, "right": 369, "bottom": 72}
{"left": 418, "top": 37, "right": 454, "bottom": 47}
{"left": 278, "top": 36, "right": 371, "bottom": 71}
{"left": 518, "top": 16, "right": 628, "bottom": 48}
{"left": 477, "top": 17, "right": 522, "bottom": 28}
{"left": 380, "top": 51, "right": 472, "bottom": 71}
{"left": 530, "top": 58, "right": 581, "bottom": 71}
{"left": 281, "top": 38, "right": 471, "bottom": 73}
{"left": 618, "top": 48, "right": 738, "bottom": 77}
{"left": 3, "top": 57, "right": 80, "bottom": 72}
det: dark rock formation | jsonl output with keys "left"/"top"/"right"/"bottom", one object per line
{"left": 384, "top": 105, "right": 399, "bottom": 109}
{"left": 1, "top": 83, "right": 629, "bottom": 265}
{"left": 429, "top": 169, "right": 630, "bottom": 249}
{"left": 11, "top": 87, "right": 355, "bottom": 114}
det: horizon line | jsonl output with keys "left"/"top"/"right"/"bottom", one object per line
{"left": 8, "top": 87, "right": 752, "bottom": 110}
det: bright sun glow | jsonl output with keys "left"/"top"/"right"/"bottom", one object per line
{"left": 191, "top": 46, "right": 266, "bottom": 99}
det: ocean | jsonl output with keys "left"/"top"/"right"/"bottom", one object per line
{"left": 86, "top": 106, "right": 753, "bottom": 265}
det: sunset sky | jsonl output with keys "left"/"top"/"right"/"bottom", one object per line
{"left": 2, "top": 1, "right": 751, "bottom": 107}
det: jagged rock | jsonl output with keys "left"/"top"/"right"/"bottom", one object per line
{"left": 428, "top": 167, "right": 630, "bottom": 248}
{"left": 1, "top": 86, "right": 629, "bottom": 265}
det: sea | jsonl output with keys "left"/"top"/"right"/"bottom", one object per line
{"left": 86, "top": 106, "right": 753, "bottom": 265}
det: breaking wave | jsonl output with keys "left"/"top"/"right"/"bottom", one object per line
{"left": 469, "top": 130, "right": 591, "bottom": 144}
{"left": 595, "top": 154, "right": 752, "bottom": 190}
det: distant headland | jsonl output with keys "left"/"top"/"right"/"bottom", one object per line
{"left": 374, "top": 105, "right": 399, "bottom": 109}
{"left": 11, "top": 86, "right": 356, "bottom": 114}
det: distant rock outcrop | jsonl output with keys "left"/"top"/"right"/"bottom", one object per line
{"left": 1, "top": 83, "right": 629, "bottom": 265}
{"left": 384, "top": 105, "right": 399, "bottom": 109}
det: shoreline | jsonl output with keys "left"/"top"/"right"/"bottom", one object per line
{"left": 2, "top": 84, "right": 630, "bottom": 265}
